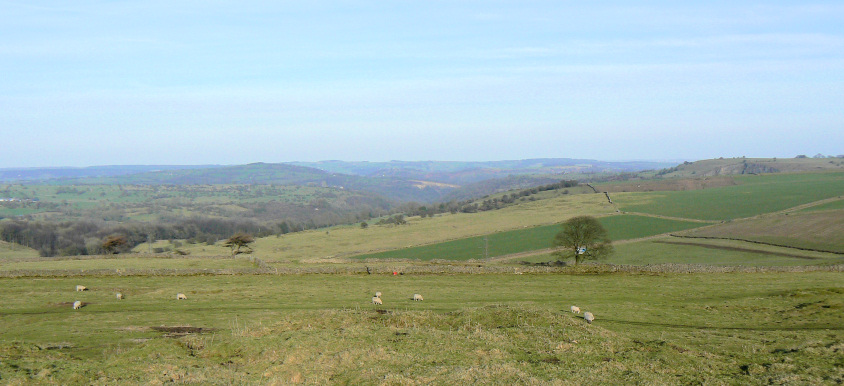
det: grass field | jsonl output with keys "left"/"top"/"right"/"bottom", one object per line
{"left": 800, "top": 198, "right": 844, "bottom": 212}
{"left": 612, "top": 171, "right": 844, "bottom": 221}
{"left": 351, "top": 215, "right": 706, "bottom": 261}
{"left": 610, "top": 238, "right": 844, "bottom": 266}
{"left": 0, "top": 271, "right": 840, "bottom": 384}
{"left": 677, "top": 210, "right": 844, "bottom": 253}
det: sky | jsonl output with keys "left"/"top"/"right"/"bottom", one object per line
{"left": 1, "top": 1, "right": 843, "bottom": 168}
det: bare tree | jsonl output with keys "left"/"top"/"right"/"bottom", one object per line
{"left": 553, "top": 216, "right": 613, "bottom": 265}
{"left": 223, "top": 232, "right": 254, "bottom": 256}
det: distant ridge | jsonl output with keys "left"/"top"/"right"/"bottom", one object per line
{"left": 0, "top": 165, "right": 222, "bottom": 182}
{"left": 0, "top": 158, "right": 678, "bottom": 203}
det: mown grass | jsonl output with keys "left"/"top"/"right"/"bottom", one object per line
{"left": 613, "top": 171, "right": 844, "bottom": 220}
{"left": 0, "top": 272, "right": 840, "bottom": 384}
{"left": 351, "top": 215, "right": 705, "bottom": 261}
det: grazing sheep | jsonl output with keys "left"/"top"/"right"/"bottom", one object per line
{"left": 177, "top": 293, "right": 187, "bottom": 300}
{"left": 76, "top": 285, "right": 88, "bottom": 292}
{"left": 584, "top": 312, "right": 595, "bottom": 324}
{"left": 116, "top": 292, "right": 124, "bottom": 300}
{"left": 412, "top": 293, "right": 423, "bottom": 301}
{"left": 73, "top": 301, "right": 82, "bottom": 310}
{"left": 372, "top": 296, "right": 383, "bottom": 305}
{"left": 375, "top": 291, "right": 382, "bottom": 298}
{"left": 570, "top": 306, "right": 581, "bottom": 314}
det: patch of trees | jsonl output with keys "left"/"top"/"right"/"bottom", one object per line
{"left": 0, "top": 217, "right": 281, "bottom": 257}
{"left": 393, "top": 179, "right": 578, "bottom": 218}
{"left": 455, "top": 180, "right": 578, "bottom": 214}
{"left": 375, "top": 214, "right": 407, "bottom": 226}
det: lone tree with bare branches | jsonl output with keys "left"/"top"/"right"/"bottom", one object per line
{"left": 224, "top": 232, "right": 254, "bottom": 256}
{"left": 553, "top": 216, "right": 613, "bottom": 265}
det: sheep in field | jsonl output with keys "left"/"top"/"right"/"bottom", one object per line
{"left": 372, "top": 296, "right": 383, "bottom": 305}
{"left": 116, "top": 292, "right": 124, "bottom": 300}
{"left": 412, "top": 293, "right": 423, "bottom": 301}
{"left": 570, "top": 306, "right": 581, "bottom": 314}
{"left": 73, "top": 301, "right": 82, "bottom": 310}
{"left": 76, "top": 285, "right": 88, "bottom": 292}
{"left": 177, "top": 293, "right": 187, "bottom": 300}
{"left": 375, "top": 291, "right": 382, "bottom": 298}
{"left": 584, "top": 312, "right": 595, "bottom": 324}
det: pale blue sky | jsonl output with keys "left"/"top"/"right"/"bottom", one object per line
{"left": 2, "top": 1, "right": 842, "bottom": 167}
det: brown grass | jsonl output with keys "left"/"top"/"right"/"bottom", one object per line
{"left": 677, "top": 210, "right": 844, "bottom": 253}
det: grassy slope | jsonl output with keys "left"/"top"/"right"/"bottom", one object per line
{"left": 612, "top": 171, "right": 844, "bottom": 220}
{"left": 609, "top": 238, "right": 844, "bottom": 266}
{"left": 676, "top": 209, "right": 844, "bottom": 253}
{"left": 0, "top": 240, "right": 40, "bottom": 260}
{"left": 657, "top": 157, "right": 844, "bottom": 178}
{"left": 166, "top": 193, "right": 617, "bottom": 262}
{"left": 0, "top": 272, "right": 840, "bottom": 384}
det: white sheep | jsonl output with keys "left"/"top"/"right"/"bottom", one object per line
{"left": 584, "top": 312, "right": 595, "bottom": 324}
{"left": 73, "top": 300, "right": 82, "bottom": 310}
{"left": 116, "top": 292, "right": 124, "bottom": 300}
{"left": 177, "top": 293, "right": 187, "bottom": 300}
{"left": 76, "top": 285, "right": 87, "bottom": 292}
{"left": 375, "top": 291, "right": 382, "bottom": 298}
{"left": 570, "top": 306, "right": 581, "bottom": 314}
{"left": 412, "top": 293, "right": 423, "bottom": 301}
{"left": 372, "top": 296, "right": 383, "bottom": 305}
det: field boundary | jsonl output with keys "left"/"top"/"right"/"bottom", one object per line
{"left": 669, "top": 234, "right": 844, "bottom": 255}
{"left": 1, "top": 262, "right": 841, "bottom": 278}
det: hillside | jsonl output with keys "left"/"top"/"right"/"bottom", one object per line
{"left": 291, "top": 158, "right": 676, "bottom": 185}
{"left": 654, "top": 157, "right": 844, "bottom": 178}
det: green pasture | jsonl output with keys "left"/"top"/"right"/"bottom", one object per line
{"left": 0, "top": 271, "right": 840, "bottom": 384}
{"left": 613, "top": 171, "right": 844, "bottom": 220}
{"left": 610, "top": 238, "right": 844, "bottom": 266}
{"left": 352, "top": 215, "right": 705, "bottom": 261}
{"left": 800, "top": 197, "right": 844, "bottom": 212}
